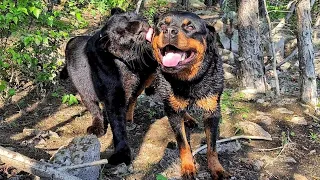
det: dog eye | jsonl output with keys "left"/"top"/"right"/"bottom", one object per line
{"left": 160, "top": 24, "right": 167, "bottom": 31}
{"left": 185, "top": 25, "right": 195, "bottom": 31}
{"left": 116, "top": 28, "right": 125, "bottom": 35}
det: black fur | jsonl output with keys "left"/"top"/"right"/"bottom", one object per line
{"left": 64, "top": 9, "right": 157, "bottom": 166}
{"left": 152, "top": 11, "right": 229, "bottom": 179}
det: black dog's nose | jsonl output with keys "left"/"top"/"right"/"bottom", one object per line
{"left": 163, "top": 27, "right": 178, "bottom": 39}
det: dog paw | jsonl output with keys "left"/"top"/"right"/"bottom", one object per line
{"left": 87, "top": 125, "right": 105, "bottom": 137}
{"left": 108, "top": 146, "right": 132, "bottom": 165}
{"left": 181, "top": 163, "right": 197, "bottom": 180}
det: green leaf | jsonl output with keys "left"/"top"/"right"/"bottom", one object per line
{"left": 13, "top": 16, "right": 18, "bottom": 24}
{"left": 0, "top": 81, "right": 7, "bottom": 92}
{"left": 68, "top": 94, "right": 78, "bottom": 105}
{"left": 32, "top": 8, "right": 41, "bottom": 19}
{"left": 51, "top": 92, "right": 59, "bottom": 97}
{"left": 75, "top": 12, "right": 82, "bottom": 21}
{"left": 156, "top": 174, "right": 167, "bottom": 180}
{"left": 8, "top": 88, "right": 16, "bottom": 96}
{"left": 62, "top": 94, "right": 69, "bottom": 104}
{"left": 34, "top": 36, "right": 42, "bottom": 46}
{"left": 18, "top": 7, "right": 28, "bottom": 15}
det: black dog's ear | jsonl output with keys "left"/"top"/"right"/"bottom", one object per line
{"left": 206, "top": 24, "right": 216, "bottom": 35}
{"left": 153, "top": 13, "right": 160, "bottom": 24}
{"left": 111, "top": 7, "right": 125, "bottom": 15}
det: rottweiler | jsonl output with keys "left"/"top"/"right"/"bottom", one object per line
{"left": 64, "top": 8, "right": 157, "bottom": 165}
{"left": 151, "top": 11, "right": 230, "bottom": 179}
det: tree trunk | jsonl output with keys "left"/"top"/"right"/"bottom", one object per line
{"left": 259, "top": 0, "right": 280, "bottom": 96}
{"left": 297, "top": 0, "right": 317, "bottom": 106}
{"left": 237, "top": 0, "right": 266, "bottom": 93}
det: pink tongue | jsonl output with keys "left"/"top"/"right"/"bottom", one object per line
{"left": 146, "top": 28, "right": 153, "bottom": 42}
{"left": 162, "top": 52, "right": 182, "bottom": 67}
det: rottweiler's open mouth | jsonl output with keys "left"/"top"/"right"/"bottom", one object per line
{"left": 159, "top": 45, "right": 196, "bottom": 67}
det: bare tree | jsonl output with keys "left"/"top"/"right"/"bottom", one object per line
{"left": 296, "top": 0, "right": 317, "bottom": 106}
{"left": 237, "top": 0, "right": 266, "bottom": 94}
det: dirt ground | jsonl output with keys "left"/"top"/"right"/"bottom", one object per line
{"left": 1, "top": 6, "right": 320, "bottom": 180}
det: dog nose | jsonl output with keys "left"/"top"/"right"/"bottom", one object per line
{"left": 163, "top": 27, "right": 178, "bottom": 39}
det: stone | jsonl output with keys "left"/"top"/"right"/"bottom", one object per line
{"left": 309, "top": 150, "right": 316, "bottom": 155}
{"left": 282, "top": 156, "right": 297, "bottom": 164}
{"left": 253, "top": 160, "right": 264, "bottom": 171}
{"left": 254, "top": 114, "right": 273, "bottom": 126}
{"left": 237, "top": 121, "right": 272, "bottom": 138}
{"left": 276, "top": 108, "right": 294, "bottom": 114}
{"left": 293, "top": 174, "right": 308, "bottom": 180}
{"left": 190, "top": 0, "right": 206, "bottom": 8}
{"left": 49, "top": 135, "right": 101, "bottom": 180}
{"left": 289, "top": 116, "right": 308, "bottom": 125}
{"left": 199, "top": 141, "right": 241, "bottom": 155}
{"left": 256, "top": 99, "right": 265, "bottom": 104}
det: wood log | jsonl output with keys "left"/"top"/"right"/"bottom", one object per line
{"left": 0, "top": 146, "right": 81, "bottom": 180}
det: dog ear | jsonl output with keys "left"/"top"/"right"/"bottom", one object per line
{"left": 153, "top": 13, "right": 160, "bottom": 24}
{"left": 111, "top": 7, "right": 125, "bottom": 15}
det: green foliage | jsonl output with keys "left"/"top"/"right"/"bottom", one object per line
{"left": 62, "top": 94, "right": 79, "bottom": 106}
{"left": 308, "top": 132, "right": 318, "bottom": 141}
{"left": 266, "top": 1, "right": 288, "bottom": 21}
{"left": 221, "top": 90, "right": 250, "bottom": 115}
{"left": 0, "top": 0, "right": 131, "bottom": 99}
{"left": 143, "top": 0, "right": 167, "bottom": 24}
{"left": 156, "top": 174, "right": 168, "bottom": 180}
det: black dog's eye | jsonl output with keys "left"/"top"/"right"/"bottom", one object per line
{"left": 116, "top": 28, "right": 126, "bottom": 35}
{"left": 185, "top": 24, "right": 195, "bottom": 31}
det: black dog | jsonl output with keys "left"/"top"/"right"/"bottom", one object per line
{"left": 64, "top": 8, "right": 157, "bottom": 165}
{"left": 151, "top": 11, "right": 230, "bottom": 179}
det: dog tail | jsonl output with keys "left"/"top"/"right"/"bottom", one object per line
{"left": 59, "top": 66, "right": 69, "bottom": 80}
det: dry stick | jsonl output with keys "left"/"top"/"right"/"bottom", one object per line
{"left": 264, "top": 142, "right": 294, "bottom": 167}
{"left": 265, "top": 47, "right": 298, "bottom": 71}
{"left": 253, "top": 146, "right": 283, "bottom": 152}
{"left": 135, "top": 0, "right": 144, "bottom": 14}
{"left": 0, "top": 146, "right": 81, "bottom": 180}
{"left": 192, "top": 135, "right": 272, "bottom": 156}
{"left": 262, "top": 0, "right": 280, "bottom": 96}
{"left": 57, "top": 159, "right": 109, "bottom": 171}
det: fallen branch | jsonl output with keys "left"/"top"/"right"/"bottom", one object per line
{"left": 265, "top": 47, "right": 298, "bottom": 71}
{"left": 135, "top": 0, "right": 144, "bottom": 14}
{"left": 57, "top": 159, "right": 109, "bottom": 171}
{"left": 192, "top": 135, "right": 272, "bottom": 156}
{"left": 264, "top": 142, "right": 295, "bottom": 167}
{"left": 0, "top": 146, "right": 81, "bottom": 180}
{"left": 253, "top": 146, "right": 283, "bottom": 152}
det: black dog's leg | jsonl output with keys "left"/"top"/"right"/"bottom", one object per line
{"left": 165, "top": 106, "right": 196, "bottom": 179}
{"left": 104, "top": 85, "right": 131, "bottom": 165}
{"left": 81, "top": 96, "right": 106, "bottom": 137}
{"left": 204, "top": 109, "right": 230, "bottom": 179}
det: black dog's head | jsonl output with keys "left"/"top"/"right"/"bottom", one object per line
{"left": 152, "top": 11, "right": 216, "bottom": 80}
{"left": 97, "top": 8, "right": 151, "bottom": 61}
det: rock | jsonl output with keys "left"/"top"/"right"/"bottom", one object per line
{"left": 309, "top": 150, "right": 316, "bottom": 155}
{"left": 256, "top": 99, "right": 265, "bottom": 104}
{"left": 282, "top": 156, "right": 297, "bottom": 163}
{"left": 276, "top": 108, "right": 294, "bottom": 114}
{"left": 105, "top": 163, "right": 128, "bottom": 175}
{"left": 21, "top": 130, "right": 60, "bottom": 147}
{"left": 49, "top": 135, "right": 101, "bottom": 180}
{"left": 190, "top": 0, "right": 206, "bottom": 8}
{"left": 289, "top": 116, "right": 308, "bottom": 125}
{"left": 224, "top": 71, "right": 236, "bottom": 80}
{"left": 237, "top": 121, "right": 272, "bottom": 138}
{"left": 253, "top": 160, "right": 264, "bottom": 171}
{"left": 293, "top": 174, "right": 308, "bottom": 180}
{"left": 254, "top": 114, "right": 273, "bottom": 126}
{"left": 199, "top": 141, "right": 241, "bottom": 155}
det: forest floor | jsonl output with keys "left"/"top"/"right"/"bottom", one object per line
{"left": 1, "top": 7, "right": 320, "bottom": 180}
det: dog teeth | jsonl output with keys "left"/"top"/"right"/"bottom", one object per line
{"left": 181, "top": 53, "right": 186, "bottom": 61}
